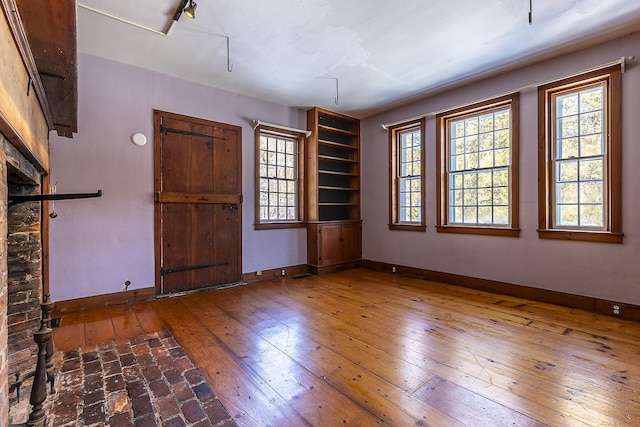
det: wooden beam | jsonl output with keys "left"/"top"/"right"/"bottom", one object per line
{"left": 15, "top": 0, "right": 78, "bottom": 137}
{"left": 0, "top": 0, "right": 51, "bottom": 171}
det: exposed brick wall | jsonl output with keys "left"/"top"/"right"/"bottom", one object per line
{"left": 0, "top": 138, "right": 9, "bottom": 427}
{"left": 7, "top": 190, "right": 41, "bottom": 374}
{"left": 0, "top": 136, "right": 43, "bottom": 426}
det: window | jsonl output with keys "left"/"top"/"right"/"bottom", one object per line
{"left": 538, "top": 66, "right": 622, "bottom": 242}
{"left": 255, "top": 126, "right": 305, "bottom": 229}
{"left": 436, "top": 94, "right": 519, "bottom": 236}
{"left": 389, "top": 119, "right": 425, "bottom": 231}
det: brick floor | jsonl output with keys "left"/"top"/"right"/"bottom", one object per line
{"left": 44, "top": 330, "right": 237, "bottom": 426}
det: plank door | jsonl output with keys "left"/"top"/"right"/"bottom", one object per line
{"left": 341, "top": 222, "right": 362, "bottom": 263}
{"left": 318, "top": 223, "right": 343, "bottom": 266}
{"left": 154, "top": 110, "right": 242, "bottom": 294}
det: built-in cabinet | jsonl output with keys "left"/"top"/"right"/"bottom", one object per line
{"left": 306, "top": 107, "right": 362, "bottom": 273}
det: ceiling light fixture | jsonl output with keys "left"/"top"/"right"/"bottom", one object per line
{"left": 184, "top": 0, "right": 197, "bottom": 19}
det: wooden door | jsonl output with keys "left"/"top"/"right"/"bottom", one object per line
{"left": 154, "top": 110, "right": 242, "bottom": 294}
{"left": 341, "top": 222, "right": 362, "bottom": 262}
{"left": 319, "top": 223, "right": 343, "bottom": 266}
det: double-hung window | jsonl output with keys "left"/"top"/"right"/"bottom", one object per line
{"left": 436, "top": 94, "right": 520, "bottom": 236}
{"left": 389, "top": 119, "right": 425, "bottom": 231}
{"left": 538, "top": 66, "right": 622, "bottom": 242}
{"left": 255, "top": 125, "right": 305, "bottom": 229}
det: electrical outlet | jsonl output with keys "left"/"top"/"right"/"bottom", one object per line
{"left": 392, "top": 266, "right": 396, "bottom": 273}
{"left": 612, "top": 303, "right": 622, "bottom": 316}
{"left": 256, "top": 270, "right": 262, "bottom": 276}
{"left": 281, "top": 269, "right": 286, "bottom": 276}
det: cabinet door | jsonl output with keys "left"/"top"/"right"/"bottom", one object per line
{"left": 341, "top": 222, "right": 362, "bottom": 262}
{"left": 319, "top": 223, "right": 343, "bottom": 266}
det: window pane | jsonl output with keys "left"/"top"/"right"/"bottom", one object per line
{"left": 463, "top": 189, "right": 477, "bottom": 206}
{"left": 494, "top": 111, "right": 509, "bottom": 129}
{"left": 558, "top": 182, "right": 578, "bottom": 203}
{"left": 477, "top": 171, "right": 492, "bottom": 188}
{"left": 558, "top": 116, "right": 579, "bottom": 138}
{"left": 465, "top": 153, "right": 478, "bottom": 169}
{"left": 494, "top": 149, "right": 509, "bottom": 167}
{"left": 558, "top": 93, "right": 579, "bottom": 116}
{"left": 558, "top": 138, "right": 579, "bottom": 159}
{"left": 580, "top": 135, "right": 603, "bottom": 156}
{"left": 557, "top": 160, "right": 577, "bottom": 182}
{"left": 452, "top": 207, "right": 463, "bottom": 222}
{"left": 478, "top": 188, "right": 492, "bottom": 206}
{"left": 463, "top": 172, "right": 477, "bottom": 188}
{"left": 479, "top": 133, "right": 494, "bottom": 151}
{"left": 465, "top": 118, "right": 478, "bottom": 135}
{"left": 579, "top": 158, "right": 603, "bottom": 181}
{"left": 495, "top": 130, "right": 510, "bottom": 148}
{"left": 493, "top": 187, "right": 508, "bottom": 205}
{"left": 580, "top": 204, "right": 603, "bottom": 227}
{"left": 558, "top": 205, "right": 578, "bottom": 226}
{"left": 453, "top": 138, "right": 464, "bottom": 155}
{"left": 493, "top": 169, "right": 508, "bottom": 186}
{"left": 479, "top": 151, "right": 493, "bottom": 168}
{"left": 453, "top": 122, "right": 465, "bottom": 137}
{"left": 580, "top": 181, "right": 603, "bottom": 204}
{"left": 478, "top": 207, "right": 492, "bottom": 224}
{"left": 452, "top": 190, "right": 463, "bottom": 206}
{"left": 494, "top": 206, "right": 509, "bottom": 225}
{"left": 479, "top": 114, "right": 494, "bottom": 132}
{"left": 464, "top": 135, "right": 478, "bottom": 153}
{"left": 579, "top": 87, "right": 602, "bottom": 113}
{"left": 463, "top": 207, "right": 477, "bottom": 223}
{"left": 580, "top": 111, "right": 602, "bottom": 135}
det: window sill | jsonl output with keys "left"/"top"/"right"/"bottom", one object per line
{"left": 389, "top": 223, "right": 426, "bottom": 232}
{"left": 255, "top": 221, "right": 306, "bottom": 230}
{"left": 538, "top": 229, "right": 623, "bottom": 243}
{"left": 436, "top": 225, "right": 520, "bottom": 237}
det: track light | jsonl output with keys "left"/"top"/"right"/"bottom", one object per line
{"left": 184, "top": 0, "right": 197, "bottom": 19}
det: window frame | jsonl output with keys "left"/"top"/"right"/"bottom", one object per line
{"left": 436, "top": 93, "right": 520, "bottom": 237}
{"left": 388, "top": 118, "right": 426, "bottom": 231}
{"left": 537, "top": 66, "right": 622, "bottom": 243}
{"left": 254, "top": 125, "right": 306, "bottom": 230}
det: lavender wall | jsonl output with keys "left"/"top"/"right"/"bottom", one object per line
{"left": 48, "top": 54, "right": 306, "bottom": 301}
{"left": 362, "top": 32, "right": 640, "bottom": 306}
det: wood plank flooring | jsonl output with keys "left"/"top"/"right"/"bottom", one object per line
{"left": 53, "top": 269, "right": 640, "bottom": 427}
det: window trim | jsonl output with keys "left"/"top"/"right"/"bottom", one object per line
{"left": 388, "top": 118, "right": 426, "bottom": 231}
{"left": 537, "top": 66, "right": 622, "bottom": 243}
{"left": 436, "top": 93, "right": 520, "bottom": 237}
{"left": 254, "top": 125, "right": 306, "bottom": 230}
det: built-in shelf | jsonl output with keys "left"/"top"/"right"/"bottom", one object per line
{"left": 307, "top": 107, "right": 362, "bottom": 273}
{"left": 318, "top": 139, "right": 359, "bottom": 149}
{"left": 318, "top": 186, "right": 359, "bottom": 191}
{"left": 318, "top": 124, "right": 358, "bottom": 136}
{"left": 307, "top": 107, "right": 360, "bottom": 222}
{"left": 318, "top": 155, "right": 358, "bottom": 163}
{"left": 319, "top": 170, "right": 358, "bottom": 177}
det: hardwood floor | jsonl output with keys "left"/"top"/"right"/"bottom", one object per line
{"left": 53, "top": 269, "right": 640, "bottom": 426}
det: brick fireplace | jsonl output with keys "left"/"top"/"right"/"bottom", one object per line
{"left": 1, "top": 1, "right": 78, "bottom": 424}
{"left": 1, "top": 134, "right": 44, "bottom": 423}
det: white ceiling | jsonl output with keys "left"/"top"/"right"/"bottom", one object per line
{"left": 77, "top": 0, "right": 640, "bottom": 118}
